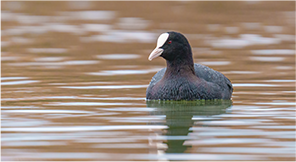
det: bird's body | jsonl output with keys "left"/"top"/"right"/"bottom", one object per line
{"left": 146, "top": 63, "right": 232, "bottom": 100}
{"left": 146, "top": 31, "right": 233, "bottom": 101}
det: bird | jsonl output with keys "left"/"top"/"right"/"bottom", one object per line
{"left": 146, "top": 31, "right": 233, "bottom": 101}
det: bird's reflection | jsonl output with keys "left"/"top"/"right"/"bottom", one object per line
{"left": 147, "top": 100, "right": 232, "bottom": 154}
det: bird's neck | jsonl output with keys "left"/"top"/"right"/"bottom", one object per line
{"left": 164, "top": 55, "right": 195, "bottom": 78}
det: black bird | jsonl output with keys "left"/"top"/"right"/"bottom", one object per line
{"left": 146, "top": 31, "right": 233, "bottom": 100}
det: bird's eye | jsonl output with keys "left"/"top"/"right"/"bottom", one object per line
{"left": 168, "top": 40, "right": 172, "bottom": 44}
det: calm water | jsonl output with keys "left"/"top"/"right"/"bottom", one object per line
{"left": 1, "top": 1, "right": 295, "bottom": 161}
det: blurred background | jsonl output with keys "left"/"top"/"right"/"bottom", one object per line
{"left": 1, "top": 1, "right": 295, "bottom": 161}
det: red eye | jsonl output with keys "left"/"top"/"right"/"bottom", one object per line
{"left": 168, "top": 40, "right": 172, "bottom": 44}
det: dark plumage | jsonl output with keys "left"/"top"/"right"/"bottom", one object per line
{"left": 146, "top": 31, "right": 233, "bottom": 100}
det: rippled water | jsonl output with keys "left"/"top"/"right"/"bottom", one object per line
{"left": 1, "top": 1, "right": 295, "bottom": 161}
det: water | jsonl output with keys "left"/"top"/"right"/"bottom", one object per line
{"left": 1, "top": 1, "right": 295, "bottom": 161}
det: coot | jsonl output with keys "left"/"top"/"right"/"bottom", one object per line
{"left": 146, "top": 31, "right": 233, "bottom": 100}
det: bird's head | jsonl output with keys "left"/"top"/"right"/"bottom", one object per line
{"left": 148, "top": 31, "right": 192, "bottom": 62}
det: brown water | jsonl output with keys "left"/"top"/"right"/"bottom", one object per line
{"left": 1, "top": 1, "right": 295, "bottom": 161}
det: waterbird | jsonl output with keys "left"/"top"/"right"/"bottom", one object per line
{"left": 146, "top": 31, "right": 233, "bottom": 100}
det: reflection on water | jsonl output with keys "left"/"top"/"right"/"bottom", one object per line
{"left": 96, "top": 54, "right": 140, "bottom": 60}
{"left": 147, "top": 100, "right": 232, "bottom": 156}
{"left": 1, "top": 80, "right": 39, "bottom": 85}
{"left": 1, "top": 1, "right": 295, "bottom": 161}
{"left": 88, "top": 69, "right": 161, "bottom": 76}
{"left": 251, "top": 49, "right": 295, "bottom": 55}
{"left": 60, "top": 85, "right": 147, "bottom": 89}
{"left": 210, "top": 34, "right": 281, "bottom": 49}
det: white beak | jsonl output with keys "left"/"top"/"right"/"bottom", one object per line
{"left": 148, "top": 33, "right": 169, "bottom": 61}
{"left": 148, "top": 48, "right": 164, "bottom": 61}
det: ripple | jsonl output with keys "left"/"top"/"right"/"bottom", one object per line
{"left": 223, "top": 71, "right": 260, "bottom": 74}
{"left": 207, "top": 24, "right": 221, "bottom": 31}
{"left": 1, "top": 77, "right": 28, "bottom": 81}
{"left": 11, "top": 37, "right": 33, "bottom": 44}
{"left": 2, "top": 110, "right": 92, "bottom": 114}
{"left": 1, "top": 56, "right": 19, "bottom": 61}
{"left": 267, "top": 80, "right": 295, "bottom": 82}
{"left": 2, "top": 26, "right": 47, "bottom": 36}
{"left": 1, "top": 12, "right": 19, "bottom": 21}
{"left": 1, "top": 106, "right": 39, "bottom": 109}
{"left": 233, "top": 83, "right": 277, "bottom": 87}
{"left": 200, "top": 147, "right": 294, "bottom": 154}
{"left": 102, "top": 107, "right": 155, "bottom": 112}
{"left": 197, "top": 120, "right": 263, "bottom": 126}
{"left": 45, "top": 102, "right": 138, "bottom": 106}
{"left": 1, "top": 80, "right": 39, "bottom": 85}
{"left": 251, "top": 49, "right": 295, "bottom": 55}
{"left": 34, "top": 57, "right": 66, "bottom": 62}
{"left": 250, "top": 56, "right": 285, "bottom": 62}
{"left": 282, "top": 91, "right": 296, "bottom": 93}
{"left": 199, "top": 61, "right": 230, "bottom": 66}
{"left": 255, "top": 102, "right": 296, "bottom": 105}
{"left": 185, "top": 138, "right": 273, "bottom": 145}
{"left": 88, "top": 69, "right": 159, "bottom": 76}
{"left": 2, "top": 119, "right": 49, "bottom": 127}
{"left": 27, "top": 48, "right": 68, "bottom": 53}
{"left": 273, "top": 34, "right": 295, "bottom": 42}
{"left": 3, "top": 2, "right": 24, "bottom": 11}
{"left": 1, "top": 125, "right": 167, "bottom": 132}
{"left": 3, "top": 141, "right": 66, "bottom": 147}
{"left": 108, "top": 115, "right": 165, "bottom": 120}
{"left": 210, "top": 34, "right": 281, "bottom": 49}
{"left": 81, "top": 30, "right": 156, "bottom": 43}
{"left": 96, "top": 54, "right": 140, "bottom": 60}
{"left": 264, "top": 26, "right": 283, "bottom": 33}
{"left": 197, "top": 130, "right": 262, "bottom": 136}
{"left": 0, "top": 41, "right": 10, "bottom": 47}
{"left": 67, "top": 1, "right": 91, "bottom": 9}
{"left": 156, "top": 153, "right": 265, "bottom": 161}
{"left": 240, "top": 34, "right": 281, "bottom": 44}
{"left": 39, "top": 96, "right": 145, "bottom": 101}
{"left": 252, "top": 125, "right": 296, "bottom": 129}
{"left": 118, "top": 17, "right": 150, "bottom": 30}
{"left": 244, "top": 0, "right": 262, "bottom": 5}
{"left": 61, "top": 11, "right": 116, "bottom": 21}
{"left": 82, "top": 24, "right": 111, "bottom": 32}
{"left": 1, "top": 134, "right": 78, "bottom": 142}
{"left": 62, "top": 60, "right": 99, "bottom": 65}
{"left": 46, "top": 23, "right": 85, "bottom": 34}
{"left": 60, "top": 85, "right": 148, "bottom": 89}
{"left": 9, "top": 60, "right": 99, "bottom": 66}
{"left": 0, "top": 151, "right": 266, "bottom": 160}
{"left": 259, "top": 141, "right": 296, "bottom": 148}
{"left": 211, "top": 38, "right": 250, "bottom": 49}
{"left": 225, "top": 26, "right": 239, "bottom": 34}
{"left": 275, "top": 66, "right": 293, "bottom": 70}
{"left": 93, "top": 143, "right": 148, "bottom": 149}
{"left": 241, "top": 22, "right": 261, "bottom": 30}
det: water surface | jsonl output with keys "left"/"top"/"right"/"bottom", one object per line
{"left": 1, "top": 1, "right": 295, "bottom": 161}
